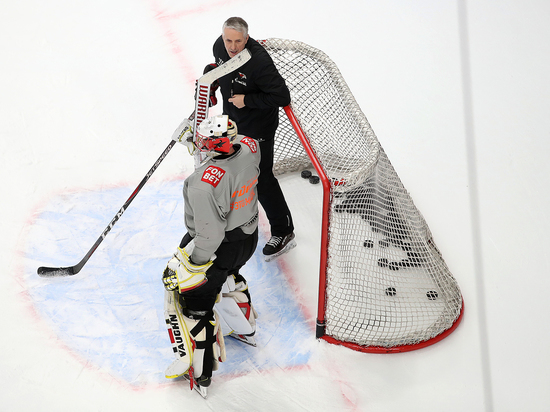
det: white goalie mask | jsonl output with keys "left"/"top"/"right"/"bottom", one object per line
{"left": 195, "top": 115, "right": 238, "bottom": 155}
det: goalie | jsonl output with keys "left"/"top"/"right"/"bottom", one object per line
{"left": 162, "top": 115, "right": 260, "bottom": 396}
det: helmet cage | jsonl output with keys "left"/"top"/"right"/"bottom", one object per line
{"left": 196, "top": 115, "right": 237, "bottom": 155}
{"left": 196, "top": 134, "right": 232, "bottom": 154}
{"left": 195, "top": 115, "right": 237, "bottom": 154}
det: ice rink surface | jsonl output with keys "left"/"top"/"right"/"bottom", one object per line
{"left": 2, "top": 1, "right": 549, "bottom": 411}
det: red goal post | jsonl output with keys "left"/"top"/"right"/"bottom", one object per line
{"left": 260, "top": 38, "right": 464, "bottom": 353}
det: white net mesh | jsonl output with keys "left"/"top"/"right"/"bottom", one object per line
{"left": 261, "top": 38, "right": 463, "bottom": 350}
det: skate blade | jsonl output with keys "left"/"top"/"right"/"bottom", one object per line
{"left": 264, "top": 239, "right": 297, "bottom": 262}
{"left": 183, "top": 374, "right": 209, "bottom": 399}
{"left": 229, "top": 333, "right": 257, "bottom": 347}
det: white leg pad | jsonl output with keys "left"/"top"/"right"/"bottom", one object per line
{"left": 215, "top": 291, "right": 257, "bottom": 335}
{"left": 214, "top": 275, "right": 258, "bottom": 341}
{"left": 212, "top": 310, "right": 226, "bottom": 372}
{"left": 163, "top": 290, "right": 194, "bottom": 378}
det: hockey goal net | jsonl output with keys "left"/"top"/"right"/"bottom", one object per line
{"left": 260, "top": 38, "right": 463, "bottom": 353}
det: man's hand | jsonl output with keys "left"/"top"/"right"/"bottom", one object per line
{"left": 229, "top": 94, "right": 246, "bottom": 109}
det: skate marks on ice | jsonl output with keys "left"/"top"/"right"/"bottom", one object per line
{"left": 22, "top": 180, "right": 311, "bottom": 386}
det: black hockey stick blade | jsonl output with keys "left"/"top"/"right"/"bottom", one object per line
{"left": 37, "top": 266, "right": 76, "bottom": 277}
{"left": 37, "top": 236, "right": 100, "bottom": 277}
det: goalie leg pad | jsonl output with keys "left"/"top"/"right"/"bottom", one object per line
{"left": 164, "top": 291, "right": 226, "bottom": 385}
{"left": 185, "top": 309, "right": 225, "bottom": 386}
{"left": 212, "top": 309, "right": 226, "bottom": 372}
{"left": 215, "top": 274, "right": 258, "bottom": 345}
{"left": 164, "top": 290, "right": 194, "bottom": 379}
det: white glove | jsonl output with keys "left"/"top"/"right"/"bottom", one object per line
{"left": 162, "top": 246, "right": 213, "bottom": 293}
{"left": 171, "top": 118, "right": 195, "bottom": 153}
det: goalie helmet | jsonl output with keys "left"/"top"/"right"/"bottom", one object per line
{"left": 196, "top": 115, "right": 238, "bottom": 155}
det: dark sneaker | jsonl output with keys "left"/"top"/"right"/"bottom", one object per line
{"left": 262, "top": 232, "right": 296, "bottom": 261}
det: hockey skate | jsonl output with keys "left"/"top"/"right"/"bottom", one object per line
{"left": 262, "top": 232, "right": 296, "bottom": 262}
{"left": 183, "top": 367, "right": 210, "bottom": 399}
{"left": 164, "top": 359, "right": 209, "bottom": 398}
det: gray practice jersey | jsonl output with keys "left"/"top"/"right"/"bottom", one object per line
{"left": 183, "top": 136, "right": 261, "bottom": 264}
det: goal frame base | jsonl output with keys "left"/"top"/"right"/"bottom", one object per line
{"left": 317, "top": 299, "right": 464, "bottom": 353}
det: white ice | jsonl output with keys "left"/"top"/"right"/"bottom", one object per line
{"left": 2, "top": 1, "right": 549, "bottom": 411}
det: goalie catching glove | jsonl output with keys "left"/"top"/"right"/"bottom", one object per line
{"left": 162, "top": 242, "right": 214, "bottom": 293}
{"left": 171, "top": 118, "right": 196, "bottom": 153}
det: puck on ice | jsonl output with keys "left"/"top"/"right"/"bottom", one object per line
{"left": 379, "top": 239, "right": 390, "bottom": 248}
{"left": 426, "top": 290, "right": 438, "bottom": 300}
{"left": 385, "top": 287, "right": 397, "bottom": 296}
{"left": 377, "top": 258, "right": 388, "bottom": 268}
{"left": 363, "top": 239, "right": 374, "bottom": 248}
{"left": 301, "top": 170, "right": 312, "bottom": 179}
{"left": 388, "top": 262, "right": 400, "bottom": 271}
{"left": 309, "top": 175, "right": 320, "bottom": 184}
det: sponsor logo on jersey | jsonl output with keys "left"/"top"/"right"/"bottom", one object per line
{"left": 201, "top": 166, "right": 226, "bottom": 187}
{"left": 240, "top": 136, "right": 257, "bottom": 153}
{"left": 234, "top": 72, "right": 247, "bottom": 87}
{"left": 230, "top": 177, "right": 258, "bottom": 210}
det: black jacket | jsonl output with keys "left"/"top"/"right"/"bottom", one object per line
{"left": 213, "top": 36, "right": 291, "bottom": 141}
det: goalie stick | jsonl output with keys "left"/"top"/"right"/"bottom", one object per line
{"left": 192, "top": 48, "right": 251, "bottom": 167}
{"left": 37, "top": 49, "right": 252, "bottom": 278}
